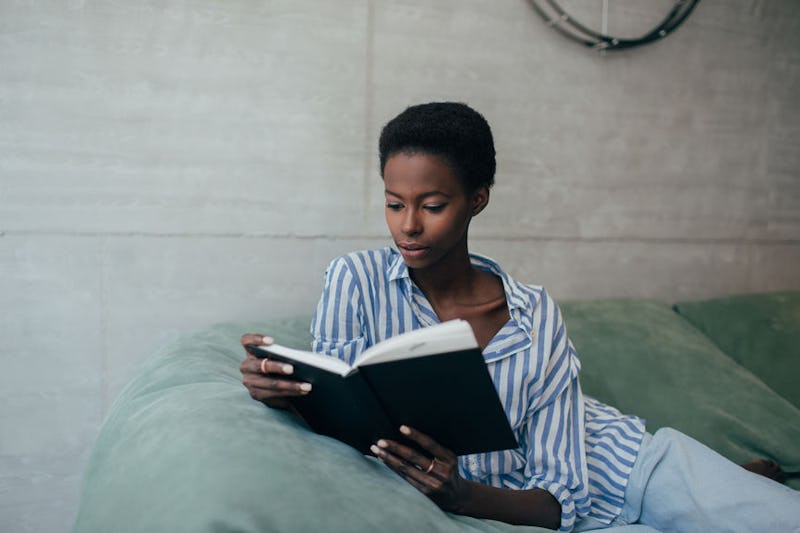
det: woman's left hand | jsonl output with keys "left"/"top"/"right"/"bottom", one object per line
{"left": 370, "top": 425, "right": 467, "bottom": 513}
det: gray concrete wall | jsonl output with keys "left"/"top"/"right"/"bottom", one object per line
{"left": 1, "top": 1, "right": 798, "bottom": 531}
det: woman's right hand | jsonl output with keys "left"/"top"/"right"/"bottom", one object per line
{"left": 240, "top": 333, "right": 312, "bottom": 410}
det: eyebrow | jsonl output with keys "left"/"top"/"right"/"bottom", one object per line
{"left": 384, "top": 189, "right": 453, "bottom": 199}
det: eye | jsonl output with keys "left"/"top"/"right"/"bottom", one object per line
{"left": 423, "top": 204, "right": 446, "bottom": 213}
{"left": 385, "top": 202, "right": 403, "bottom": 211}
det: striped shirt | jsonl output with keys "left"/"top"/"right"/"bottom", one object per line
{"left": 310, "top": 247, "right": 645, "bottom": 531}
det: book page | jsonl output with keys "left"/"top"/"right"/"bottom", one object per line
{"left": 355, "top": 319, "right": 478, "bottom": 366}
{"left": 253, "top": 344, "right": 352, "bottom": 376}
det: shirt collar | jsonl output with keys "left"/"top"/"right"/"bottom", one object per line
{"left": 467, "top": 253, "right": 535, "bottom": 316}
{"left": 386, "top": 247, "right": 536, "bottom": 317}
{"left": 387, "top": 247, "right": 409, "bottom": 282}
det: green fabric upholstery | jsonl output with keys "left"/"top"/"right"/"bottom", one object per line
{"left": 74, "top": 299, "right": 800, "bottom": 533}
{"left": 560, "top": 299, "right": 800, "bottom": 488}
{"left": 673, "top": 292, "right": 800, "bottom": 409}
{"left": 72, "top": 317, "right": 551, "bottom": 533}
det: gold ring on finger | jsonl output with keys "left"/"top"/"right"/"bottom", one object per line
{"left": 425, "top": 457, "right": 437, "bottom": 474}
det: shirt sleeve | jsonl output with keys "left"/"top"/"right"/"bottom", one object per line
{"left": 310, "top": 256, "right": 368, "bottom": 365}
{"left": 522, "top": 294, "right": 589, "bottom": 532}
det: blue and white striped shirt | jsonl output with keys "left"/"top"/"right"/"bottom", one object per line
{"left": 310, "top": 247, "right": 645, "bottom": 531}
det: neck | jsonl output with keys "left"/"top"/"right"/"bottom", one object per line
{"left": 409, "top": 244, "right": 476, "bottom": 305}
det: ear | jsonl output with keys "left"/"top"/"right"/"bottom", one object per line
{"left": 470, "top": 186, "right": 490, "bottom": 216}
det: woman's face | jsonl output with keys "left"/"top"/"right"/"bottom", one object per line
{"left": 383, "top": 152, "right": 485, "bottom": 270}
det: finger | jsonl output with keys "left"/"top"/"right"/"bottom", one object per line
{"left": 240, "top": 333, "right": 275, "bottom": 349}
{"left": 376, "top": 439, "right": 431, "bottom": 470}
{"left": 250, "top": 387, "right": 309, "bottom": 402}
{"left": 375, "top": 438, "right": 433, "bottom": 472}
{"left": 243, "top": 374, "right": 312, "bottom": 394}
{"left": 250, "top": 387, "right": 310, "bottom": 401}
{"left": 240, "top": 354, "right": 288, "bottom": 376}
{"left": 254, "top": 357, "right": 295, "bottom": 376}
{"left": 399, "top": 425, "right": 457, "bottom": 462}
{"left": 370, "top": 443, "right": 441, "bottom": 491}
{"left": 402, "top": 472, "right": 435, "bottom": 495}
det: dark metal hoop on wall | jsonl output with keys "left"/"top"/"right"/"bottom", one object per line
{"left": 529, "top": 0, "right": 701, "bottom": 51}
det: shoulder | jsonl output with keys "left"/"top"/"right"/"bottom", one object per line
{"left": 518, "top": 284, "right": 567, "bottom": 338}
{"left": 323, "top": 247, "right": 399, "bottom": 284}
{"left": 324, "top": 247, "right": 395, "bottom": 272}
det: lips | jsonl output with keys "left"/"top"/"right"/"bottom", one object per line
{"left": 397, "top": 242, "right": 430, "bottom": 259}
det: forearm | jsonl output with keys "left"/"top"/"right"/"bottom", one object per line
{"left": 454, "top": 479, "right": 561, "bottom": 530}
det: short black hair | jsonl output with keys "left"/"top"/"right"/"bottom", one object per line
{"left": 378, "top": 102, "right": 496, "bottom": 193}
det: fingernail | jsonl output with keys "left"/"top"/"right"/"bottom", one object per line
{"left": 261, "top": 336, "right": 274, "bottom": 345}
{"left": 377, "top": 439, "right": 388, "bottom": 448}
{"left": 399, "top": 425, "right": 411, "bottom": 435}
{"left": 282, "top": 364, "right": 293, "bottom": 374}
{"left": 370, "top": 444, "right": 381, "bottom": 455}
{"left": 299, "top": 383, "right": 312, "bottom": 392}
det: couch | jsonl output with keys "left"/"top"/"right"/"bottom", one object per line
{"left": 72, "top": 292, "right": 800, "bottom": 532}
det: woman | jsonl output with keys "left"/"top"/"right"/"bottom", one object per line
{"left": 241, "top": 102, "right": 796, "bottom": 532}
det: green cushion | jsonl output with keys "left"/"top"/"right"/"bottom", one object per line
{"left": 673, "top": 292, "right": 800, "bottom": 409}
{"left": 73, "top": 317, "right": 552, "bottom": 533}
{"left": 75, "top": 302, "right": 800, "bottom": 533}
{"left": 560, "top": 299, "right": 800, "bottom": 489}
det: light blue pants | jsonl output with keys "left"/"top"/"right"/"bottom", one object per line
{"left": 574, "top": 428, "right": 800, "bottom": 532}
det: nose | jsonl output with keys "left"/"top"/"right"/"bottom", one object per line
{"left": 401, "top": 208, "right": 422, "bottom": 236}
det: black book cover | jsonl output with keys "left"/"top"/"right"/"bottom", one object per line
{"left": 254, "top": 346, "right": 518, "bottom": 456}
{"left": 257, "top": 353, "right": 398, "bottom": 453}
{"left": 358, "top": 348, "right": 518, "bottom": 456}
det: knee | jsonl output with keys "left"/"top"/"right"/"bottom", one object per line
{"left": 651, "top": 427, "right": 682, "bottom": 444}
{"left": 653, "top": 427, "right": 681, "bottom": 440}
{"left": 650, "top": 427, "right": 694, "bottom": 452}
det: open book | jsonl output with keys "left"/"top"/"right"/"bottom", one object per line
{"left": 249, "top": 319, "right": 518, "bottom": 456}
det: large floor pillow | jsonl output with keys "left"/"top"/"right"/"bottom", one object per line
{"left": 73, "top": 317, "right": 564, "bottom": 533}
{"left": 560, "top": 299, "right": 800, "bottom": 490}
{"left": 673, "top": 291, "right": 800, "bottom": 410}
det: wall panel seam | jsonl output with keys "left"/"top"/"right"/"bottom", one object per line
{"left": 2, "top": 230, "right": 799, "bottom": 246}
